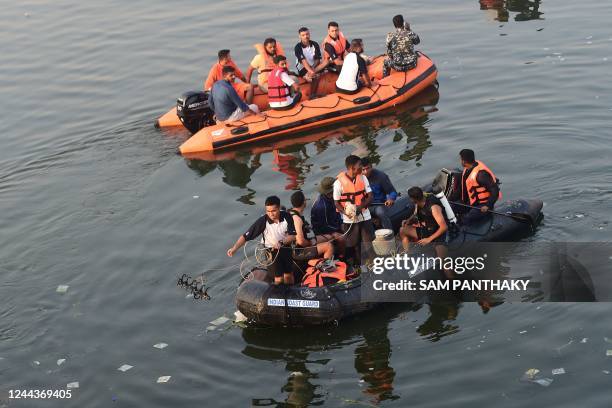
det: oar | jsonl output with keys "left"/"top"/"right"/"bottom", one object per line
{"left": 450, "top": 201, "right": 535, "bottom": 226}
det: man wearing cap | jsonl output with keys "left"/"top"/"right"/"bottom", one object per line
{"left": 311, "top": 176, "right": 346, "bottom": 256}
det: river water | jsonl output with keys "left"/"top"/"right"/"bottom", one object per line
{"left": 1, "top": 0, "right": 612, "bottom": 406}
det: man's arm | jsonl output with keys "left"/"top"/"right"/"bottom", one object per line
{"left": 228, "top": 86, "right": 250, "bottom": 113}
{"left": 409, "top": 31, "right": 420, "bottom": 45}
{"left": 477, "top": 171, "right": 499, "bottom": 209}
{"left": 325, "top": 43, "right": 343, "bottom": 66}
{"left": 419, "top": 206, "right": 448, "bottom": 243}
{"left": 227, "top": 216, "right": 265, "bottom": 256}
{"left": 204, "top": 65, "right": 216, "bottom": 91}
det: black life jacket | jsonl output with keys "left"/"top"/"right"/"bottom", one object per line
{"left": 415, "top": 195, "right": 445, "bottom": 233}
{"left": 289, "top": 209, "right": 312, "bottom": 243}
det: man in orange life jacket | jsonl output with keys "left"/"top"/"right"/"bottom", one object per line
{"left": 333, "top": 155, "right": 375, "bottom": 267}
{"left": 321, "top": 21, "right": 351, "bottom": 73}
{"left": 457, "top": 149, "right": 501, "bottom": 225}
{"left": 204, "top": 49, "right": 254, "bottom": 103}
{"left": 268, "top": 55, "right": 302, "bottom": 110}
{"left": 246, "top": 38, "right": 285, "bottom": 92}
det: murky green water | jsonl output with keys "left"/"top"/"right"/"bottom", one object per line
{"left": 1, "top": 0, "right": 612, "bottom": 406}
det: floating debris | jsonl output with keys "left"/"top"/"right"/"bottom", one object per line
{"left": 533, "top": 378, "right": 553, "bottom": 387}
{"left": 524, "top": 368, "right": 540, "bottom": 379}
{"left": 67, "top": 382, "right": 79, "bottom": 389}
{"left": 522, "top": 369, "right": 553, "bottom": 386}
{"left": 606, "top": 350, "right": 612, "bottom": 357}
{"left": 210, "top": 316, "right": 230, "bottom": 326}
{"left": 57, "top": 359, "right": 66, "bottom": 366}
{"left": 193, "top": 195, "right": 199, "bottom": 199}
{"left": 519, "top": 330, "right": 527, "bottom": 335}
{"left": 157, "top": 376, "right": 171, "bottom": 383}
{"left": 33, "top": 360, "right": 40, "bottom": 366}
{"left": 234, "top": 310, "right": 248, "bottom": 323}
{"left": 556, "top": 339, "right": 574, "bottom": 353}
{"left": 117, "top": 364, "right": 133, "bottom": 372}
{"left": 537, "top": 28, "right": 544, "bottom": 32}
{"left": 581, "top": 338, "right": 588, "bottom": 343}
{"left": 586, "top": 36, "right": 593, "bottom": 40}
{"left": 153, "top": 343, "right": 168, "bottom": 350}
{"left": 56, "top": 285, "right": 69, "bottom": 293}
{"left": 552, "top": 368, "right": 566, "bottom": 375}
{"left": 604, "top": 337, "right": 612, "bottom": 344}
{"left": 205, "top": 326, "right": 216, "bottom": 331}
{"left": 603, "top": 370, "right": 611, "bottom": 375}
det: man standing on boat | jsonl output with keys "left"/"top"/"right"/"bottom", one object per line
{"left": 209, "top": 66, "right": 263, "bottom": 123}
{"left": 456, "top": 149, "right": 501, "bottom": 225}
{"left": 204, "top": 49, "right": 254, "bottom": 103}
{"left": 227, "top": 196, "right": 297, "bottom": 285}
{"left": 333, "top": 155, "right": 375, "bottom": 267}
{"left": 361, "top": 157, "right": 397, "bottom": 230}
{"left": 383, "top": 14, "right": 420, "bottom": 77}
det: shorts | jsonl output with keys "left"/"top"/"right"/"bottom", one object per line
{"left": 342, "top": 220, "right": 374, "bottom": 248}
{"left": 292, "top": 245, "right": 318, "bottom": 261}
{"left": 416, "top": 227, "right": 447, "bottom": 244}
{"left": 267, "top": 247, "right": 294, "bottom": 278}
{"left": 335, "top": 80, "right": 364, "bottom": 95}
{"left": 222, "top": 104, "right": 259, "bottom": 123}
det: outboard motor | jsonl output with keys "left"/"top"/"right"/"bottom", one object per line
{"left": 176, "top": 90, "right": 215, "bottom": 134}
{"left": 431, "top": 168, "right": 462, "bottom": 225}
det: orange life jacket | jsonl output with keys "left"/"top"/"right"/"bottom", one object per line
{"left": 253, "top": 42, "right": 286, "bottom": 73}
{"left": 336, "top": 172, "right": 367, "bottom": 209}
{"left": 322, "top": 31, "right": 348, "bottom": 60}
{"left": 268, "top": 67, "right": 291, "bottom": 103}
{"left": 462, "top": 161, "right": 502, "bottom": 205}
{"left": 301, "top": 259, "right": 347, "bottom": 288}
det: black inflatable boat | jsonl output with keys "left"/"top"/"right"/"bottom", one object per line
{"left": 236, "top": 169, "right": 544, "bottom": 326}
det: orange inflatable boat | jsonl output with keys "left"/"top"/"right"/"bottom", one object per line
{"left": 156, "top": 53, "right": 437, "bottom": 156}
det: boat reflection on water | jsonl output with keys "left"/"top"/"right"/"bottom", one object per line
{"left": 479, "top": 0, "right": 543, "bottom": 22}
{"left": 185, "top": 85, "right": 439, "bottom": 192}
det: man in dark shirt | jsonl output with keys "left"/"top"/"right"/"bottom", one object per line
{"left": 361, "top": 157, "right": 398, "bottom": 230}
{"left": 209, "top": 66, "right": 263, "bottom": 123}
{"left": 457, "top": 149, "right": 501, "bottom": 225}
{"left": 227, "top": 195, "right": 297, "bottom": 285}
{"left": 294, "top": 27, "right": 324, "bottom": 98}
{"left": 310, "top": 176, "right": 346, "bottom": 256}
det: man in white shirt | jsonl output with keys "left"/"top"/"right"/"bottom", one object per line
{"left": 335, "top": 39, "right": 375, "bottom": 94}
{"left": 333, "top": 155, "right": 375, "bottom": 267}
{"left": 268, "top": 55, "right": 302, "bottom": 110}
{"left": 294, "top": 27, "right": 324, "bottom": 98}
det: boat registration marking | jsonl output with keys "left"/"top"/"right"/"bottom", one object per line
{"left": 267, "top": 298, "right": 320, "bottom": 308}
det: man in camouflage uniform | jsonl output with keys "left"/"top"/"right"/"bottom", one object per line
{"left": 383, "top": 14, "right": 420, "bottom": 77}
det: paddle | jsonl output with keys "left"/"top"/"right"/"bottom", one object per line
{"left": 450, "top": 201, "right": 535, "bottom": 226}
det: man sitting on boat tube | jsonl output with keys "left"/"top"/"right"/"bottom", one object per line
{"left": 209, "top": 66, "right": 264, "bottom": 124}
{"left": 227, "top": 195, "right": 297, "bottom": 285}
{"left": 268, "top": 55, "right": 302, "bottom": 110}
{"left": 335, "top": 39, "right": 376, "bottom": 95}
{"left": 204, "top": 49, "right": 254, "bottom": 104}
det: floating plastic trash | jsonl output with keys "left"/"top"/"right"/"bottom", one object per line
{"left": 117, "top": 364, "right": 133, "bottom": 372}
{"left": 56, "top": 285, "right": 69, "bottom": 293}
{"left": 603, "top": 370, "right": 611, "bottom": 375}
{"left": 606, "top": 350, "right": 612, "bottom": 356}
{"left": 210, "top": 316, "right": 230, "bottom": 326}
{"left": 206, "top": 326, "right": 216, "bottom": 331}
{"left": 581, "top": 338, "right": 588, "bottom": 343}
{"left": 33, "top": 360, "right": 40, "bottom": 366}
{"left": 533, "top": 378, "right": 553, "bottom": 387}
{"left": 153, "top": 343, "right": 168, "bottom": 349}
{"left": 552, "top": 368, "right": 566, "bottom": 375}
{"left": 519, "top": 330, "right": 527, "bottom": 334}
{"left": 157, "top": 376, "right": 171, "bottom": 383}
{"left": 234, "top": 310, "right": 248, "bottom": 323}
{"left": 522, "top": 369, "right": 553, "bottom": 386}
{"left": 193, "top": 195, "right": 199, "bottom": 199}
{"left": 524, "top": 368, "right": 540, "bottom": 379}
{"left": 67, "top": 382, "right": 79, "bottom": 389}
{"left": 57, "top": 359, "right": 66, "bottom": 366}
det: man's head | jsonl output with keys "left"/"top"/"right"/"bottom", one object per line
{"left": 222, "top": 65, "right": 236, "bottom": 82}
{"left": 264, "top": 195, "right": 281, "bottom": 222}
{"left": 407, "top": 186, "right": 426, "bottom": 207}
{"left": 318, "top": 176, "right": 335, "bottom": 198}
{"left": 459, "top": 149, "right": 476, "bottom": 169}
{"left": 290, "top": 190, "right": 307, "bottom": 210}
{"left": 218, "top": 49, "right": 231, "bottom": 63}
{"left": 361, "top": 157, "right": 373, "bottom": 177}
{"left": 264, "top": 38, "right": 277, "bottom": 55}
{"left": 349, "top": 38, "right": 363, "bottom": 54}
{"left": 298, "top": 27, "right": 311, "bottom": 43}
{"left": 273, "top": 55, "right": 288, "bottom": 70}
{"left": 392, "top": 14, "right": 404, "bottom": 28}
{"left": 345, "top": 155, "right": 362, "bottom": 177}
{"left": 328, "top": 21, "right": 340, "bottom": 39}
